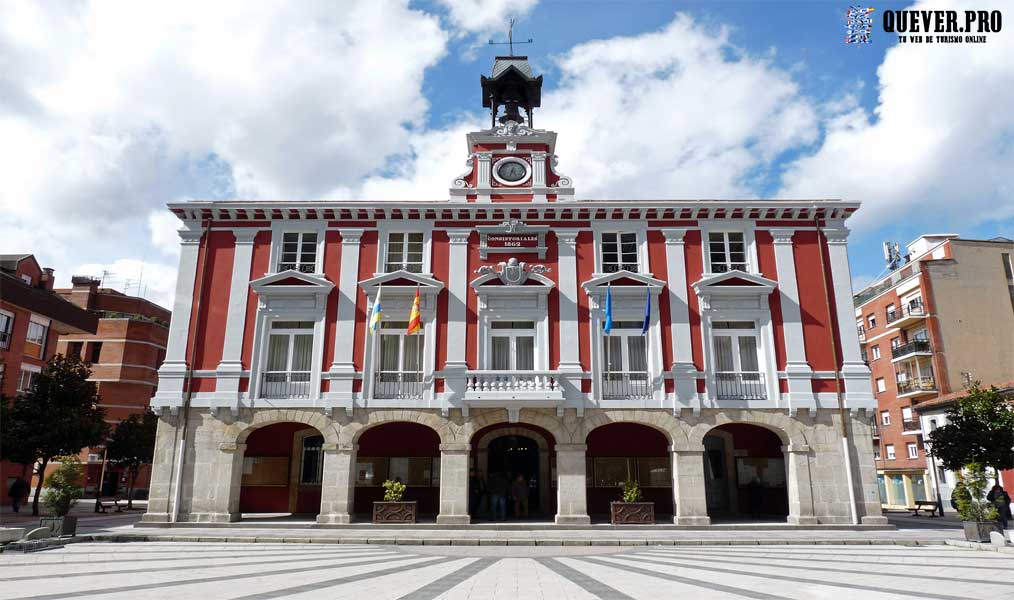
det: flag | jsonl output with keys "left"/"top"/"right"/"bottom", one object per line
{"left": 369, "top": 286, "right": 383, "bottom": 333}
{"left": 641, "top": 286, "right": 651, "bottom": 335}
{"left": 406, "top": 287, "right": 422, "bottom": 335}
{"left": 603, "top": 284, "right": 613, "bottom": 335}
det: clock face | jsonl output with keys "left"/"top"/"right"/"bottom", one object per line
{"left": 496, "top": 160, "right": 528, "bottom": 183}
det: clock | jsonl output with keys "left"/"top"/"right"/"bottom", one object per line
{"left": 492, "top": 157, "right": 531, "bottom": 186}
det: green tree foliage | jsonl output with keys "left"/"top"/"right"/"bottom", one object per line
{"left": 7, "top": 355, "right": 108, "bottom": 515}
{"left": 106, "top": 410, "right": 158, "bottom": 509}
{"left": 42, "top": 459, "right": 84, "bottom": 517}
{"left": 927, "top": 384, "right": 1014, "bottom": 478}
{"left": 1, "top": 394, "right": 36, "bottom": 471}
{"left": 953, "top": 463, "right": 998, "bottom": 522}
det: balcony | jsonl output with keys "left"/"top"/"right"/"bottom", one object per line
{"left": 260, "top": 371, "right": 312, "bottom": 399}
{"left": 902, "top": 419, "right": 923, "bottom": 435}
{"left": 0, "top": 330, "right": 10, "bottom": 350}
{"left": 897, "top": 376, "right": 937, "bottom": 398}
{"left": 463, "top": 370, "right": 565, "bottom": 417}
{"left": 715, "top": 372, "right": 767, "bottom": 401}
{"left": 857, "top": 326, "right": 866, "bottom": 342}
{"left": 601, "top": 371, "right": 651, "bottom": 400}
{"left": 886, "top": 300, "right": 927, "bottom": 328}
{"left": 891, "top": 340, "right": 932, "bottom": 361}
{"left": 374, "top": 371, "right": 424, "bottom": 400}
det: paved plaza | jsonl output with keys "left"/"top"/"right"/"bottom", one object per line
{"left": 3, "top": 541, "right": 1013, "bottom": 599}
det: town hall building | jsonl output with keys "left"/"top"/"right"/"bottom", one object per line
{"left": 144, "top": 56, "right": 886, "bottom": 526}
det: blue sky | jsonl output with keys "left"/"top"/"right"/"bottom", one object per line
{"left": 1, "top": 0, "right": 1011, "bottom": 305}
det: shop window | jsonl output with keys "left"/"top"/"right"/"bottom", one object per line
{"left": 354, "top": 457, "right": 439, "bottom": 487}
{"left": 590, "top": 457, "right": 671, "bottom": 488}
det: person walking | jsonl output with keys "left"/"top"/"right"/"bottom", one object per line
{"left": 511, "top": 473, "right": 530, "bottom": 519}
{"left": 987, "top": 483, "right": 1012, "bottom": 530}
{"left": 468, "top": 469, "right": 486, "bottom": 519}
{"left": 8, "top": 476, "right": 29, "bottom": 513}
{"left": 487, "top": 471, "right": 508, "bottom": 521}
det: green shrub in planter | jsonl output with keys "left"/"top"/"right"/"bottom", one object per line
{"left": 955, "top": 463, "right": 1001, "bottom": 542}
{"left": 42, "top": 460, "right": 83, "bottom": 517}
{"left": 620, "top": 480, "right": 643, "bottom": 503}
{"left": 383, "top": 479, "right": 407, "bottom": 502}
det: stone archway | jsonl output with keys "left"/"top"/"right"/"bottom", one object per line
{"left": 472, "top": 424, "right": 555, "bottom": 520}
{"left": 702, "top": 423, "right": 789, "bottom": 522}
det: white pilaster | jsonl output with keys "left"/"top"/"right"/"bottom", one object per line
{"left": 555, "top": 231, "right": 585, "bottom": 412}
{"left": 770, "top": 229, "right": 815, "bottom": 414}
{"left": 324, "top": 229, "right": 363, "bottom": 414}
{"left": 152, "top": 222, "right": 203, "bottom": 414}
{"left": 824, "top": 224, "right": 874, "bottom": 411}
{"left": 662, "top": 229, "right": 699, "bottom": 413}
{"left": 443, "top": 230, "right": 472, "bottom": 409}
{"left": 475, "top": 152, "right": 492, "bottom": 202}
{"left": 214, "top": 229, "right": 258, "bottom": 414}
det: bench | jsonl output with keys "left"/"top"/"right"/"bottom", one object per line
{"left": 96, "top": 497, "right": 124, "bottom": 513}
{"left": 910, "top": 500, "right": 938, "bottom": 517}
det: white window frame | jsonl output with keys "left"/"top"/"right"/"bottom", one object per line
{"left": 20, "top": 274, "right": 32, "bottom": 285}
{"left": 588, "top": 286, "right": 666, "bottom": 406}
{"left": 487, "top": 321, "right": 537, "bottom": 371}
{"left": 886, "top": 444, "right": 896, "bottom": 460}
{"left": 24, "top": 316, "right": 49, "bottom": 359}
{"left": 17, "top": 364, "right": 41, "bottom": 393}
{"left": 876, "top": 378, "right": 887, "bottom": 393}
{"left": 478, "top": 309, "right": 550, "bottom": 372}
{"left": 382, "top": 232, "right": 427, "bottom": 274}
{"left": 0, "top": 309, "right": 13, "bottom": 350}
{"left": 907, "top": 443, "right": 919, "bottom": 459}
{"left": 269, "top": 222, "right": 326, "bottom": 275}
{"left": 874, "top": 448, "right": 881, "bottom": 460}
{"left": 901, "top": 406, "right": 913, "bottom": 422}
{"left": 373, "top": 320, "right": 426, "bottom": 399}
{"left": 867, "top": 314, "right": 876, "bottom": 330}
{"left": 361, "top": 285, "right": 439, "bottom": 405}
{"left": 376, "top": 222, "right": 434, "bottom": 276}
{"left": 881, "top": 410, "right": 891, "bottom": 426}
{"left": 700, "top": 220, "right": 758, "bottom": 275}
{"left": 598, "top": 232, "right": 642, "bottom": 274}
{"left": 592, "top": 222, "right": 648, "bottom": 275}
{"left": 872, "top": 345, "right": 881, "bottom": 361}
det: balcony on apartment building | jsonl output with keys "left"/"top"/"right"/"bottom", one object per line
{"left": 901, "top": 418, "right": 924, "bottom": 435}
{"left": 715, "top": 371, "right": 767, "bottom": 401}
{"left": 886, "top": 299, "right": 927, "bottom": 329}
{"left": 857, "top": 325, "right": 866, "bottom": 342}
{"left": 871, "top": 422, "right": 880, "bottom": 440}
{"left": 891, "top": 339, "right": 932, "bottom": 361}
{"left": 897, "top": 376, "right": 938, "bottom": 398}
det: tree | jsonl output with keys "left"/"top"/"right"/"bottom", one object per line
{"left": 1, "top": 394, "right": 37, "bottom": 477}
{"left": 106, "top": 410, "right": 158, "bottom": 509}
{"left": 927, "top": 384, "right": 1014, "bottom": 482}
{"left": 7, "top": 355, "right": 108, "bottom": 515}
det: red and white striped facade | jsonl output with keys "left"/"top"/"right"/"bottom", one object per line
{"left": 144, "top": 60, "right": 885, "bottom": 526}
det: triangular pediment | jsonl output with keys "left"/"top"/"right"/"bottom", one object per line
{"left": 582, "top": 271, "right": 665, "bottom": 294}
{"left": 359, "top": 270, "right": 444, "bottom": 296}
{"left": 250, "top": 270, "right": 334, "bottom": 296}
{"left": 692, "top": 271, "right": 777, "bottom": 296}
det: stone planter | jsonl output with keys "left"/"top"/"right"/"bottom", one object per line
{"left": 373, "top": 501, "right": 418, "bottom": 524}
{"left": 39, "top": 516, "right": 77, "bottom": 537}
{"left": 963, "top": 520, "right": 1002, "bottom": 542}
{"left": 610, "top": 501, "right": 655, "bottom": 525}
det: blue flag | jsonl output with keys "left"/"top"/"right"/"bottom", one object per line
{"left": 641, "top": 286, "right": 650, "bottom": 335}
{"left": 603, "top": 285, "right": 613, "bottom": 334}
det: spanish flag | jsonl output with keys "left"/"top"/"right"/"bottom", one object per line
{"left": 406, "top": 287, "right": 422, "bottom": 335}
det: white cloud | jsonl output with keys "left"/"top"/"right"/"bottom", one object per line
{"left": 436, "top": 0, "right": 538, "bottom": 37}
{"left": 779, "top": 0, "right": 1014, "bottom": 230}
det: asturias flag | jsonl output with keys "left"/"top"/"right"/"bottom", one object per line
{"left": 406, "top": 287, "right": 422, "bottom": 335}
{"left": 603, "top": 285, "right": 613, "bottom": 335}
{"left": 369, "top": 286, "right": 383, "bottom": 333}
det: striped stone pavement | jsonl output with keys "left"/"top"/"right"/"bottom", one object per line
{"left": 2, "top": 541, "right": 1012, "bottom": 599}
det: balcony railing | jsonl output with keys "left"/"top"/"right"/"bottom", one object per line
{"left": 886, "top": 300, "right": 926, "bottom": 325}
{"left": 466, "top": 371, "right": 560, "bottom": 394}
{"left": 601, "top": 371, "right": 651, "bottom": 400}
{"left": 374, "top": 371, "right": 424, "bottom": 399}
{"left": 897, "top": 376, "right": 937, "bottom": 396}
{"left": 891, "top": 340, "right": 932, "bottom": 359}
{"left": 715, "top": 372, "right": 767, "bottom": 400}
{"left": 902, "top": 419, "right": 923, "bottom": 433}
{"left": 857, "top": 326, "right": 866, "bottom": 342}
{"left": 0, "top": 331, "right": 10, "bottom": 350}
{"left": 260, "top": 371, "right": 312, "bottom": 399}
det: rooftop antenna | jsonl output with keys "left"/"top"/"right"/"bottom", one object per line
{"left": 99, "top": 269, "right": 113, "bottom": 287}
{"left": 488, "top": 17, "right": 532, "bottom": 56}
{"left": 883, "top": 241, "right": 902, "bottom": 270}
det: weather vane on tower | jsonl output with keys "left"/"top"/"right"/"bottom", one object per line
{"left": 488, "top": 18, "right": 532, "bottom": 56}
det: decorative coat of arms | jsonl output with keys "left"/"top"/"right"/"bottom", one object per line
{"left": 476, "top": 257, "right": 550, "bottom": 286}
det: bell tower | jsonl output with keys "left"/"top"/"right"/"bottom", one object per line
{"left": 449, "top": 52, "right": 574, "bottom": 204}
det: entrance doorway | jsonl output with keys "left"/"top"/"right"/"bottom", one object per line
{"left": 487, "top": 435, "right": 540, "bottom": 515}
{"left": 703, "top": 424, "right": 788, "bottom": 522}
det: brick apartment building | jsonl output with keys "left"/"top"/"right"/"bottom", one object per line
{"left": 54, "top": 277, "right": 170, "bottom": 499}
{"left": 854, "top": 234, "right": 1014, "bottom": 509}
{"left": 0, "top": 255, "right": 97, "bottom": 505}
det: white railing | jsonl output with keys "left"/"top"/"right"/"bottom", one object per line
{"left": 374, "top": 370, "right": 424, "bottom": 399}
{"left": 715, "top": 371, "right": 767, "bottom": 400}
{"left": 260, "top": 371, "right": 312, "bottom": 399}
{"left": 601, "top": 371, "right": 651, "bottom": 399}
{"left": 465, "top": 370, "right": 560, "bottom": 394}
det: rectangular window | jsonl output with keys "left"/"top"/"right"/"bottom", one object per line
{"left": 874, "top": 448, "right": 881, "bottom": 460}
{"left": 300, "top": 436, "right": 324, "bottom": 485}
{"left": 354, "top": 457, "right": 438, "bottom": 487}
{"left": 17, "top": 367, "right": 39, "bottom": 393}
{"left": 602, "top": 321, "right": 649, "bottom": 399}
{"left": 712, "top": 322, "right": 764, "bottom": 400}
{"left": 600, "top": 232, "right": 639, "bottom": 273}
{"left": 89, "top": 342, "right": 103, "bottom": 364}
{"left": 708, "top": 231, "right": 747, "bottom": 273}
{"left": 881, "top": 410, "right": 891, "bottom": 426}
{"left": 24, "top": 320, "right": 48, "bottom": 359}
{"left": 872, "top": 346, "right": 881, "bottom": 361}
{"left": 890, "top": 337, "right": 901, "bottom": 349}
{"left": 885, "top": 303, "right": 896, "bottom": 322}
{"left": 886, "top": 444, "right": 896, "bottom": 460}
{"left": 68, "top": 341, "right": 83, "bottom": 360}
{"left": 385, "top": 232, "right": 425, "bottom": 273}
{"left": 490, "top": 321, "right": 535, "bottom": 370}
{"left": 866, "top": 314, "right": 876, "bottom": 330}
{"left": 278, "top": 232, "right": 318, "bottom": 273}
{"left": 876, "top": 378, "right": 886, "bottom": 393}
{"left": 907, "top": 443, "right": 919, "bottom": 459}
{"left": 375, "top": 321, "right": 424, "bottom": 399}
{"left": 901, "top": 406, "right": 913, "bottom": 422}
{"left": 261, "top": 321, "right": 314, "bottom": 398}
{"left": 0, "top": 311, "right": 12, "bottom": 350}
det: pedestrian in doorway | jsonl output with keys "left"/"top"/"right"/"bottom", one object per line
{"left": 987, "top": 483, "right": 1012, "bottom": 530}
{"left": 8, "top": 476, "right": 29, "bottom": 513}
{"left": 487, "top": 471, "right": 508, "bottom": 521}
{"left": 512, "top": 473, "right": 530, "bottom": 519}
{"left": 469, "top": 469, "right": 487, "bottom": 518}
{"left": 747, "top": 476, "right": 764, "bottom": 519}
